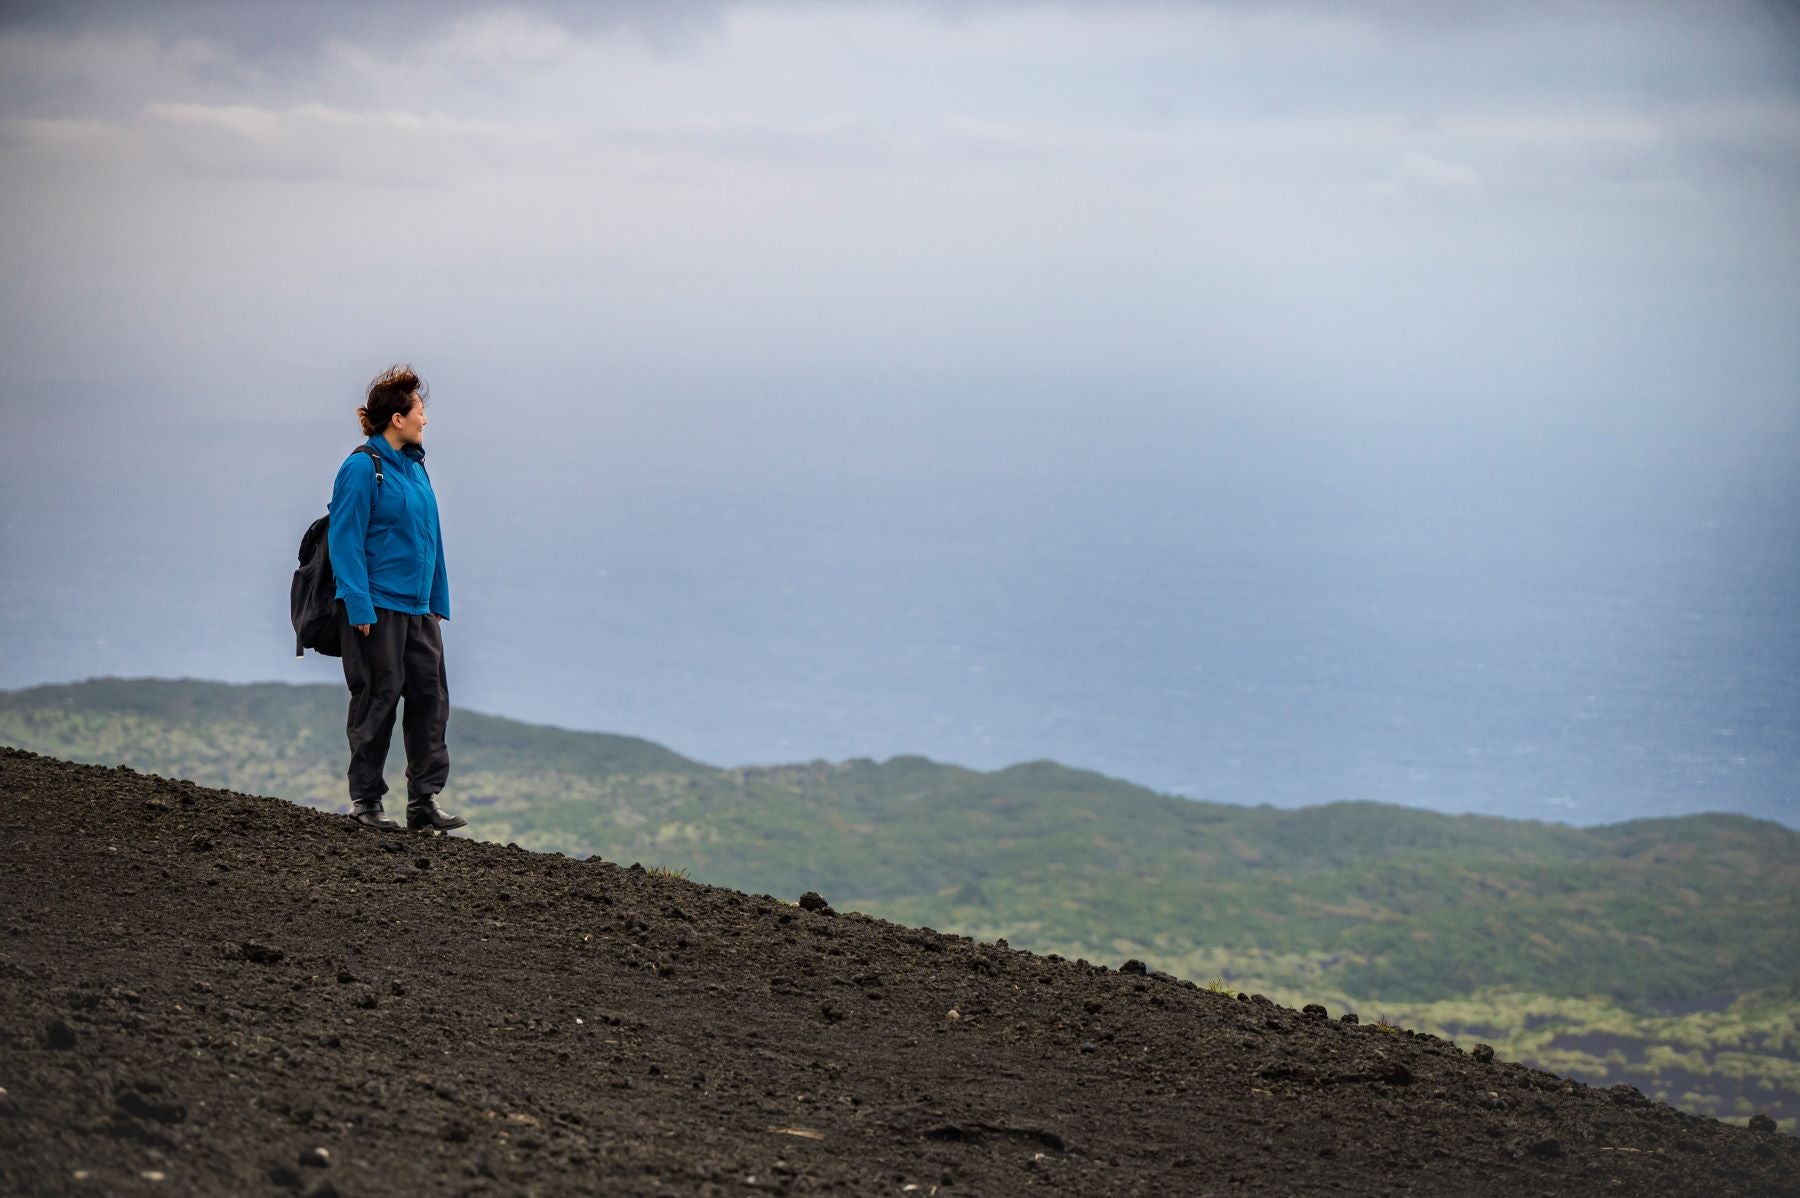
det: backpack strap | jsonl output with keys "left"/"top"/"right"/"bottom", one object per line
{"left": 354, "top": 444, "right": 384, "bottom": 487}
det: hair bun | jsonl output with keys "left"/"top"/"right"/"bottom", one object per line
{"left": 359, "top": 366, "right": 425, "bottom": 436}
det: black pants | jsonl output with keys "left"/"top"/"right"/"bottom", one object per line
{"left": 341, "top": 606, "right": 450, "bottom": 807}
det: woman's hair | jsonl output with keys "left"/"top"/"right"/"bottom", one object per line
{"left": 358, "top": 365, "right": 427, "bottom": 436}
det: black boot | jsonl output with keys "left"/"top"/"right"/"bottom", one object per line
{"left": 351, "top": 800, "right": 400, "bottom": 831}
{"left": 407, "top": 796, "right": 467, "bottom": 832}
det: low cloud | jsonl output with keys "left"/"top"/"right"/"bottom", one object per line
{"left": 0, "top": 1, "right": 1795, "bottom": 408}
{"left": 1362, "top": 150, "right": 1482, "bottom": 204}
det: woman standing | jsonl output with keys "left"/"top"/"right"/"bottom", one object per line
{"left": 328, "top": 365, "right": 466, "bottom": 833}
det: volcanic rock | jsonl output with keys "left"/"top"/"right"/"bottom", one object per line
{"left": 0, "top": 747, "right": 1794, "bottom": 1197}
{"left": 115, "top": 1088, "right": 186, "bottom": 1124}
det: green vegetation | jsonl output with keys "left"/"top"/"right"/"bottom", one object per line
{"left": 1363, "top": 987, "right": 1800, "bottom": 1132}
{"left": 3, "top": 676, "right": 1795, "bottom": 1130}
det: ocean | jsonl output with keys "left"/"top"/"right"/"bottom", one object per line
{"left": 3, "top": 391, "right": 1796, "bottom": 828}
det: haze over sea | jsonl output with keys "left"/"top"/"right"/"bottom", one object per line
{"left": 4, "top": 381, "right": 1796, "bottom": 830}
{"left": 1, "top": 3, "right": 1796, "bottom": 829}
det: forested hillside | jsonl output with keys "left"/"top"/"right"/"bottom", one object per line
{"left": 4, "top": 677, "right": 1795, "bottom": 1129}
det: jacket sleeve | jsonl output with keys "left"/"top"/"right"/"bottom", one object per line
{"left": 429, "top": 515, "right": 451, "bottom": 620}
{"left": 328, "top": 454, "right": 379, "bottom": 626}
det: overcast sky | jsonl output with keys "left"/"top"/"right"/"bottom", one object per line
{"left": 2, "top": 3, "right": 1797, "bottom": 822}
{"left": 3, "top": 0, "right": 1796, "bottom": 434}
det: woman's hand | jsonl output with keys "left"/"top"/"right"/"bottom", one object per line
{"left": 355, "top": 624, "right": 372, "bottom": 636}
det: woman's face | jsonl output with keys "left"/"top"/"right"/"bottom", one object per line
{"left": 390, "top": 395, "right": 428, "bottom": 445}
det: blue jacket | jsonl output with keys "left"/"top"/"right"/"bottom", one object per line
{"left": 329, "top": 436, "right": 450, "bottom": 626}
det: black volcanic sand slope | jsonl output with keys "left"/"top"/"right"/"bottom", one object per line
{"left": 1, "top": 750, "right": 1794, "bottom": 1198}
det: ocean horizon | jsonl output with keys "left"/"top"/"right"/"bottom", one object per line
{"left": 3, "top": 393, "right": 1795, "bottom": 832}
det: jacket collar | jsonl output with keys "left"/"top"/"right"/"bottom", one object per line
{"left": 366, "top": 434, "right": 426, "bottom": 465}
